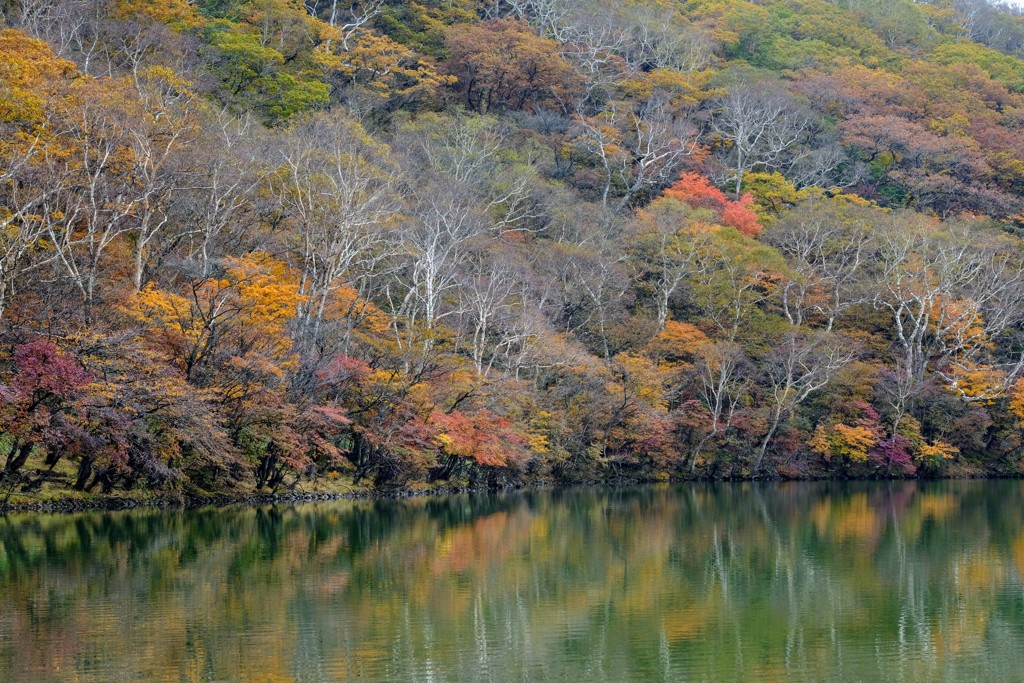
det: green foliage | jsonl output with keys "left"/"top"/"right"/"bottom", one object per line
{"left": 931, "top": 41, "right": 1024, "bottom": 92}
{"left": 202, "top": 19, "right": 329, "bottom": 122}
{"left": 376, "top": 0, "right": 479, "bottom": 58}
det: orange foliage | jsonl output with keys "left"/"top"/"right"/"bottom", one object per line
{"left": 644, "top": 321, "right": 709, "bottom": 365}
{"left": 1011, "top": 378, "right": 1024, "bottom": 425}
{"left": 431, "top": 410, "right": 533, "bottom": 468}
{"left": 113, "top": 0, "right": 205, "bottom": 29}
{"left": 720, "top": 194, "right": 762, "bottom": 237}
{"left": 0, "top": 30, "right": 79, "bottom": 128}
{"left": 662, "top": 172, "right": 730, "bottom": 207}
{"left": 658, "top": 172, "right": 763, "bottom": 236}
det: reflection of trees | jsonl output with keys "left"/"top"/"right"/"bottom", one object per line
{"left": 1, "top": 482, "right": 1023, "bottom": 681}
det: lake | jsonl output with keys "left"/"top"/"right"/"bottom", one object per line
{"left": 1, "top": 481, "right": 1023, "bottom": 682}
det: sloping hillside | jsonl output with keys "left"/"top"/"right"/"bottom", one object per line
{"left": 3, "top": 0, "right": 1024, "bottom": 500}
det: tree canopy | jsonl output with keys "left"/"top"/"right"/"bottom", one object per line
{"left": 4, "top": 0, "right": 1024, "bottom": 499}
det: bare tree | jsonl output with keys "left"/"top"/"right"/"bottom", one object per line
{"left": 456, "top": 247, "right": 525, "bottom": 376}
{"left": 874, "top": 216, "right": 1024, "bottom": 413}
{"left": 396, "top": 113, "right": 545, "bottom": 234}
{"left": 395, "top": 182, "right": 485, "bottom": 352}
{"left": 691, "top": 340, "right": 750, "bottom": 472}
{"left": 183, "top": 111, "right": 264, "bottom": 276}
{"left": 126, "top": 77, "right": 200, "bottom": 290}
{"left": 623, "top": 3, "right": 714, "bottom": 72}
{"left": 275, "top": 111, "right": 401, "bottom": 351}
{"left": 762, "top": 200, "right": 873, "bottom": 330}
{"left": 574, "top": 91, "right": 700, "bottom": 217}
{"left": 493, "top": 0, "right": 715, "bottom": 77}
{"left": 0, "top": 134, "right": 50, "bottom": 321}
{"left": 712, "top": 83, "right": 813, "bottom": 197}
{"left": 753, "top": 332, "right": 852, "bottom": 472}
{"left": 11, "top": 0, "right": 107, "bottom": 73}
{"left": 40, "top": 80, "right": 154, "bottom": 316}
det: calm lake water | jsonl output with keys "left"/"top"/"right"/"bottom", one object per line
{"left": 2, "top": 481, "right": 1024, "bottom": 682}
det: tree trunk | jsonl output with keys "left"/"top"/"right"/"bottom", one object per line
{"left": 4, "top": 441, "right": 33, "bottom": 476}
{"left": 255, "top": 450, "right": 278, "bottom": 490}
{"left": 753, "top": 406, "right": 784, "bottom": 474}
{"left": 74, "top": 455, "right": 95, "bottom": 491}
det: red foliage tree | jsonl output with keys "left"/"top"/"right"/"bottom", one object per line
{"left": 659, "top": 173, "right": 763, "bottom": 236}
{"left": 431, "top": 409, "right": 532, "bottom": 473}
{"left": 0, "top": 340, "right": 93, "bottom": 478}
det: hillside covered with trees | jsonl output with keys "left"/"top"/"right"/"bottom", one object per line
{"left": 4, "top": 0, "right": 1024, "bottom": 501}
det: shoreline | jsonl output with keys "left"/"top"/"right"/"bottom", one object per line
{"left": 3, "top": 472, "right": 1017, "bottom": 514}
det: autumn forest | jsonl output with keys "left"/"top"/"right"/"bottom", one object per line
{"left": 4, "top": 0, "right": 1024, "bottom": 503}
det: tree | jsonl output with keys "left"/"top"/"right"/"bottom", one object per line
{"left": 395, "top": 112, "right": 547, "bottom": 234}
{"left": 753, "top": 331, "right": 852, "bottom": 472}
{"left": 34, "top": 74, "right": 181, "bottom": 316}
{"left": 0, "top": 339, "right": 92, "bottom": 480}
{"left": 444, "top": 18, "right": 579, "bottom": 114}
{"left": 456, "top": 245, "right": 527, "bottom": 376}
{"left": 573, "top": 91, "right": 702, "bottom": 216}
{"left": 202, "top": 18, "right": 330, "bottom": 124}
{"left": 125, "top": 69, "right": 201, "bottom": 290}
{"left": 690, "top": 340, "right": 751, "bottom": 472}
{"left": 627, "top": 199, "right": 710, "bottom": 332}
{"left": 0, "top": 30, "right": 79, "bottom": 320}
{"left": 128, "top": 253, "right": 303, "bottom": 383}
{"left": 395, "top": 180, "right": 485, "bottom": 353}
{"left": 761, "top": 198, "right": 874, "bottom": 330}
{"left": 874, "top": 216, "right": 1024, "bottom": 424}
{"left": 711, "top": 82, "right": 813, "bottom": 198}
{"left": 182, "top": 109, "right": 264, "bottom": 275}
{"left": 273, "top": 111, "right": 400, "bottom": 355}
{"left": 687, "top": 226, "right": 788, "bottom": 344}
{"left": 431, "top": 408, "right": 533, "bottom": 476}
{"left": 550, "top": 239, "right": 632, "bottom": 359}
{"left": 312, "top": 16, "right": 452, "bottom": 106}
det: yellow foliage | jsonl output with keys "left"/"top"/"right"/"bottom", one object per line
{"left": 223, "top": 254, "right": 303, "bottom": 344}
{"left": 644, "top": 321, "right": 709, "bottom": 365}
{"left": 916, "top": 439, "right": 958, "bottom": 463}
{"left": 328, "top": 284, "right": 391, "bottom": 335}
{"left": 611, "top": 353, "right": 669, "bottom": 410}
{"left": 809, "top": 423, "right": 877, "bottom": 462}
{"left": 1011, "top": 378, "right": 1024, "bottom": 425}
{"left": 128, "top": 284, "right": 202, "bottom": 344}
{"left": 526, "top": 410, "right": 553, "bottom": 454}
{"left": 113, "top": 0, "right": 206, "bottom": 30}
{"left": 798, "top": 186, "right": 879, "bottom": 208}
{"left": 945, "top": 361, "right": 1004, "bottom": 404}
{"left": 313, "top": 28, "right": 453, "bottom": 99}
{"left": 929, "top": 113, "right": 971, "bottom": 138}
{"left": 0, "top": 29, "right": 80, "bottom": 130}
{"left": 618, "top": 68, "right": 717, "bottom": 108}
{"left": 526, "top": 432, "right": 550, "bottom": 454}
{"left": 128, "top": 253, "right": 303, "bottom": 376}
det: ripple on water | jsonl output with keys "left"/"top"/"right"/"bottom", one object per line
{"left": 1, "top": 481, "right": 1023, "bottom": 682}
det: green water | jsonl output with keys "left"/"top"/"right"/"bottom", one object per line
{"left": 1, "top": 481, "right": 1023, "bottom": 682}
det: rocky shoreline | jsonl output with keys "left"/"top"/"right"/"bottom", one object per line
{"left": 5, "top": 471, "right": 1017, "bottom": 514}
{"left": 0, "top": 482, "right": 537, "bottom": 514}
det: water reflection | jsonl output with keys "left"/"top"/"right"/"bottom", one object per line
{"left": 1, "top": 481, "right": 1023, "bottom": 682}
